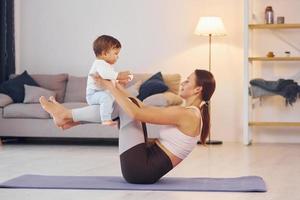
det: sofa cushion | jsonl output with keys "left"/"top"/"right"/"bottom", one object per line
{"left": 3, "top": 103, "right": 50, "bottom": 119}
{"left": 30, "top": 73, "right": 68, "bottom": 103}
{"left": 23, "top": 85, "right": 56, "bottom": 103}
{"left": 62, "top": 102, "right": 89, "bottom": 109}
{"left": 64, "top": 76, "right": 87, "bottom": 102}
{"left": 0, "top": 71, "right": 39, "bottom": 103}
{"left": 125, "top": 80, "right": 142, "bottom": 97}
{"left": 137, "top": 72, "right": 169, "bottom": 101}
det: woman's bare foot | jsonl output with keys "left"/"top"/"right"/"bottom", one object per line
{"left": 39, "top": 96, "right": 73, "bottom": 128}
{"left": 61, "top": 121, "right": 81, "bottom": 130}
{"left": 48, "top": 96, "right": 80, "bottom": 130}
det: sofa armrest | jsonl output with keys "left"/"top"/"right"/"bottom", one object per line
{"left": 0, "top": 93, "right": 13, "bottom": 107}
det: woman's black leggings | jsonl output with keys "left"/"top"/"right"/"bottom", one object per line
{"left": 118, "top": 97, "right": 173, "bottom": 184}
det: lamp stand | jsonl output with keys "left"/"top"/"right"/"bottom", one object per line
{"left": 201, "top": 34, "right": 223, "bottom": 145}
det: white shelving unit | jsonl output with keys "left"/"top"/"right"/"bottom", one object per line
{"left": 243, "top": 0, "right": 300, "bottom": 145}
{"left": 243, "top": 0, "right": 251, "bottom": 145}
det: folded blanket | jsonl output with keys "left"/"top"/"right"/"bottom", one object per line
{"left": 249, "top": 85, "right": 276, "bottom": 98}
{"left": 250, "top": 78, "right": 300, "bottom": 106}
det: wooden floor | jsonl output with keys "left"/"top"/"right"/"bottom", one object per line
{"left": 0, "top": 141, "right": 299, "bottom": 200}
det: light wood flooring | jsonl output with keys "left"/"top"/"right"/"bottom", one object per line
{"left": 0, "top": 141, "right": 299, "bottom": 200}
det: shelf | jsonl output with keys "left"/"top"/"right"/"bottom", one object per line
{"left": 248, "top": 57, "right": 300, "bottom": 61}
{"left": 249, "top": 122, "right": 300, "bottom": 127}
{"left": 243, "top": 1, "right": 300, "bottom": 145}
{"left": 249, "top": 23, "right": 300, "bottom": 29}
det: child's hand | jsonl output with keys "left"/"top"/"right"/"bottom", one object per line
{"left": 128, "top": 74, "right": 134, "bottom": 81}
{"left": 117, "top": 71, "right": 133, "bottom": 81}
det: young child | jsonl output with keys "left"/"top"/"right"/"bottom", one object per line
{"left": 86, "top": 35, "right": 132, "bottom": 125}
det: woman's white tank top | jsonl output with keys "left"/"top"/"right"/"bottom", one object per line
{"left": 158, "top": 106, "right": 202, "bottom": 159}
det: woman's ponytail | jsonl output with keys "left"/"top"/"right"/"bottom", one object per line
{"left": 194, "top": 70, "right": 216, "bottom": 145}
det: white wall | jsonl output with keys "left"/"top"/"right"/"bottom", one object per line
{"left": 14, "top": 0, "right": 300, "bottom": 143}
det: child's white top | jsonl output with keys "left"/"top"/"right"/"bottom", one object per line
{"left": 86, "top": 59, "right": 118, "bottom": 91}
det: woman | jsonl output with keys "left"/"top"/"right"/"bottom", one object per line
{"left": 39, "top": 69, "right": 216, "bottom": 184}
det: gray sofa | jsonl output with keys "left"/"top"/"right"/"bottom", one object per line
{"left": 0, "top": 73, "right": 182, "bottom": 141}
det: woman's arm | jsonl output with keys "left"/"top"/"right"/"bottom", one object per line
{"left": 112, "top": 87, "right": 187, "bottom": 126}
{"left": 92, "top": 73, "right": 190, "bottom": 126}
{"left": 115, "top": 82, "right": 146, "bottom": 108}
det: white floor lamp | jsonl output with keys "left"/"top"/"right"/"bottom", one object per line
{"left": 194, "top": 16, "right": 226, "bottom": 145}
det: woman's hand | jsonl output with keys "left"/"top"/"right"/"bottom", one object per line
{"left": 90, "top": 72, "right": 115, "bottom": 90}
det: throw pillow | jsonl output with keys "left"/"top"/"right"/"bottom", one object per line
{"left": 163, "top": 91, "right": 183, "bottom": 105}
{"left": 162, "top": 74, "right": 181, "bottom": 94}
{"left": 137, "top": 72, "right": 169, "bottom": 101}
{"left": 0, "top": 70, "right": 39, "bottom": 103}
{"left": 30, "top": 73, "right": 68, "bottom": 103}
{"left": 23, "top": 85, "right": 56, "bottom": 103}
{"left": 143, "top": 93, "right": 168, "bottom": 107}
{"left": 143, "top": 92, "right": 183, "bottom": 107}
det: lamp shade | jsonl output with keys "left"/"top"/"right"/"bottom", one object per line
{"left": 194, "top": 16, "right": 226, "bottom": 36}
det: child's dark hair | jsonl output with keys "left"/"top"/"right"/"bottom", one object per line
{"left": 93, "top": 35, "right": 121, "bottom": 57}
{"left": 194, "top": 69, "right": 216, "bottom": 145}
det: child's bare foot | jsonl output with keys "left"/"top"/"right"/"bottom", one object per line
{"left": 61, "top": 121, "right": 81, "bottom": 130}
{"left": 102, "top": 120, "right": 118, "bottom": 126}
{"left": 39, "top": 96, "right": 72, "bottom": 128}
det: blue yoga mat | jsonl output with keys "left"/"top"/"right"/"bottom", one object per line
{"left": 0, "top": 174, "right": 267, "bottom": 192}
